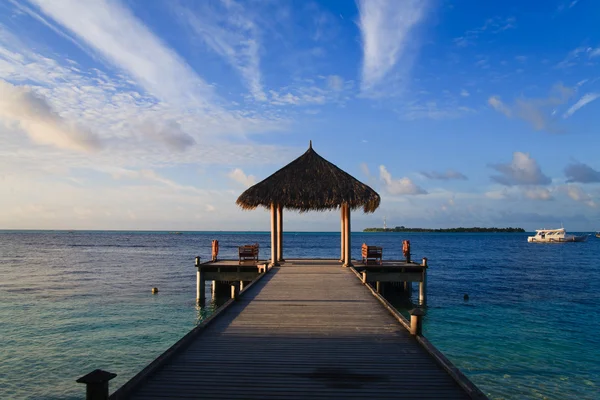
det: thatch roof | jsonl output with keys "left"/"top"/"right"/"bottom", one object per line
{"left": 236, "top": 142, "right": 380, "bottom": 213}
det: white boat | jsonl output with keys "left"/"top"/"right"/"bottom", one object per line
{"left": 527, "top": 228, "right": 588, "bottom": 243}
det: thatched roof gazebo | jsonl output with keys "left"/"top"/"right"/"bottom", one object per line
{"left": 237, "top": 141, "right": 380, "bottom": 266}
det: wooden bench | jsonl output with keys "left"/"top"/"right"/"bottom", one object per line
{"left": 238, "top": 244, "right": 259, "bottom": 264}
{"left": 362, "top": 243, "right": 383, "bottom": 265}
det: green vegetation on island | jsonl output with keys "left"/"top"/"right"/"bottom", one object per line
{"left": 363, "top": 226, "right": 525, "bottom": 233}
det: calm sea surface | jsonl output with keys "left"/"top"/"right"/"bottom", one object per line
{"left": 1, "top": 231, "right": 598, "bottom": 399}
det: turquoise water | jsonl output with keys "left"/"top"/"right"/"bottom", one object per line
{"left": 1, "top": 231, "right": 598, "bottom": 399}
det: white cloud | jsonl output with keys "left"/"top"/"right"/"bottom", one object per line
{"left": 0, "top": 80, "right": 102, "bottom": 152}
{"left": 326, "top": 75, "right": 344, "bottom": 91}
{"left": 379, "top": 165, "right": 427, "bottom": 195}
{"left": 556, "top": 46, "right": 600, "bottom": 68}
{"left": 109, "top": 168, "right": 205, "bottom": 194}
{"left": 399, "top": 101, "right": 475, "bottom": 120}
{"left": 228, "top": 168, "right": 256, "bottom": 188}
{"left": 563, "top": 93, "right": 600, "bottom": 118}
{"left": 460, "top": 89, "right": 470, "bottom": 97}
{"left": 453, "top": 16, "right": 516, "bottom": 47}
{"left": 141, "top": 120, "right": 196, "bottom": 152}
{"left": 360, "top": 163, "right": 371, "bottom": 178}
{"left": 488, "top": 96, "right": 512, "bottom": 117}
{"left": 523, "top": 186, "right": 553, "bottom": 201}
{"left": 267, "top": 77, "right": 352, "bottom": 106}
{"left": 490, "top": 152, "right": 552, "bottom": 186}
{"left": 175, "top": 1, "right": 266, "bottom": 101}
{"left": 560, "top": 185, "right": 596, "bottom": 207}
{"left": 485, "top": 188, "right": 511, "bottom": 200}
{"left": 357, "top": 0, "right": 428, "bottom": 92}
{"left": 488, "top": 83, "right": 573, "bottom": 132}
{"left": 0, "top": 20, "right": 290, "bottom": 167}
{"left": 565, "top": 162, "right": 600, "bottom": 183}
{"left": 27, "top": 0, "right": 215, "bottom": 108}
{"left": 420, "top": 170, "right": 468, "bottom": 180}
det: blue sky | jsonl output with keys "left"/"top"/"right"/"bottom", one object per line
{"left": 1, "top": 0, "right": 600, "bottom": 231}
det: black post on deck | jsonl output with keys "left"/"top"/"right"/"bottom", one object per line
{"left": 76, "top": 369, "right": 117, "bottom": 400}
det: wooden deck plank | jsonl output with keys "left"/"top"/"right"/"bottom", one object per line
{"left": 114, "top": 261, "right": 479, "bottom": 399}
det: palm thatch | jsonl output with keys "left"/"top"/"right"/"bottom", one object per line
{"left": 236, "top": 142, "right": 380, "bottom": 213}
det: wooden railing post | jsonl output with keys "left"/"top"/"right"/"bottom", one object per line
{"left": 76, "top": 369, "right": 117, "bottom": 400}
{"left": 419, "top": 257, "right": 428, "bottom": 305}
{"left": 231, "top": 282, "right": 240, "bottom": 301}
{"left": 196, "top": 256, "right": 205, "bottom": 306}
{"left": 409, "top": 308, "right": 424, "bottom": 335}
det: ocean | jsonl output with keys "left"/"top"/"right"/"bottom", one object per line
{"left": 1, "top": 230, "right": 598, "bottom": 399}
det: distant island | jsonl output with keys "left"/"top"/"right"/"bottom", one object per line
{"left": 363, "top": 226, "right": 525, "bottom": 233}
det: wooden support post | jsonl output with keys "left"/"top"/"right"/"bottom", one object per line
{"left": 340, "top": 204, "right": 346, "bottom": 262}
{"left": 409, "top": 308, "right": 424, "bottom": 335}
{"left": 361, "top": 271, "right": 367, "bottom": 284}
{"left": 420, "top": 257, "right": 428, "bottom": 305}
{"left": 376, "top": 281, "right": 381, "bottom": 294}
{"left": 343, "top": 203, "right": 353, "bottom": 267}
{"left": 404, "top": 281, "right": 412, "bottom": 297}
{"left": 76, "top": 369, "right": 117, "bottom": 400}
{"left": 270, "top": 203, "right": 279, "bottom": 267}
{"left": 211, "top": 280, "right": 217, "bottom": 299}
{"left": 277, "top": 204, "right": 284, "bottom": 262}
{"left": 239, "top": 281, "right": 245, "bottom": 291}
{"left": 196, "top": 256, "right": 205, "bottom": 306}
{"left": 231, "top": 282, "right": 240, "bottom": 301}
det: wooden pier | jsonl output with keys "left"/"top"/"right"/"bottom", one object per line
{"left": 99, "top": 260, "right": 486, "bottom": 400}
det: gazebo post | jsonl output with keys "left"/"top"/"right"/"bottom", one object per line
{"left": 277, "top": 204, "right": 284, "bottom": 262}
{"left": 270, "top": 203, "right": 279, "bottom": 266}
{"left": 343, "top": 203, "right": 353, "bottom": 267}
{"left": 340, "top": 204, "right": 346, "bottom": 262}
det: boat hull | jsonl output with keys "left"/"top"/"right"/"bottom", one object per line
{"left": 528, "top": 235, "right": 588, "bottom": 243}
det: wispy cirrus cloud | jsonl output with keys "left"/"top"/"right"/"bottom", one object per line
{"left": 0, "top": 5, "right": 289, "bottom": 164}
{"left": 556, "top": 46, "right": 600, "bottom": 68}
{"left": 25, "top": 0, "right": 215, "bottom": 108}
{"left": 563, "top": 93, "right": 600, "bottom": 118}
{"left": 109, "top": 167, "right": 205, "bottom": 194}
{"left": 420, "top": 170, "right": 468, "bottom": 180}
{"left": 267, "top": 75, "right": 353, "bottom": 106}
{"left": 357, "top": 0, "right": 428, "bottom": 93}
{"left": 379, "top": 165, "right": 427, "bottom": 195}
{"left": 453, "top": 16, "right": 516, "bottom": 47}
{"left": 488, "top": 83, "right": 574, "bottom": 132}
{"left": 489, "top": 152, "right": 552, "bottom": 186}
{"left": 174, "top": 0, "right": 266, "bottom": 101}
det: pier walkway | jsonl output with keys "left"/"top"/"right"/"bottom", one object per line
{"left": 111, "top": 260, "right": 482, "bottom": 399}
